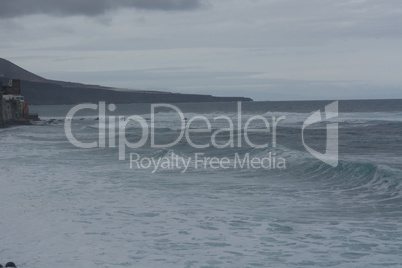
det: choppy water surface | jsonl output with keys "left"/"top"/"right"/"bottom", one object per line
{"left": 1, "top": 100, "right": 402, "bottom": 267}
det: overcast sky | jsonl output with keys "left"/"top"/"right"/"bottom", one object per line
{"left": 1, "top": 0, "right": 401, "bottom": 101}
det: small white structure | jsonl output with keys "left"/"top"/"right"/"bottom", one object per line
{"left": 2, "top": 95, "right": 24, "bottom": 101}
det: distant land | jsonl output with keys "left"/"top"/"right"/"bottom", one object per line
{"left": 0, "top": 58, "right": 252, "bottom": 105}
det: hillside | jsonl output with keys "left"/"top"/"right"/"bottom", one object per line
{"left": 0, "top": 58, "right": 253, "bottom": 105}
{"left": 0, "top": 58, "right": 47, "bottom": 82}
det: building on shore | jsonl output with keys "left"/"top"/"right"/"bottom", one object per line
{"left": 0, "top": 79, "right": 38, "bottom": 126}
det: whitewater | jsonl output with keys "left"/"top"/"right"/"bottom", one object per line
{"left": 1, "top": 100, "right": 401, "bottom": 267}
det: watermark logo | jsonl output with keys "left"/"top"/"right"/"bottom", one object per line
{"left": 64, "top": 101, "right": 339, "bottom": 171}
{"left": 302, "top": 101, "right": 338, "bottom": 167}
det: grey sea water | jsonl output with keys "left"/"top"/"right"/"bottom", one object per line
{"left": 1, "top": 100, "right": 402, "bottom": 267}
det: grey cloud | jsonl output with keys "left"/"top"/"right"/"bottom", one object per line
{"left": 0, "top": 0, "right": 205, "bottom": 18}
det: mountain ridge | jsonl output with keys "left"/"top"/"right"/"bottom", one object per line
{"left": 0, "top": 58, "right": 47, "bottom": 82}
{"left": 0, "top": 58, "right": 253, "bottom": 105}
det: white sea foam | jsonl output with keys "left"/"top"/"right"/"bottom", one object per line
{"left": 1, "top": 103, "right": 402, "bottom": 267}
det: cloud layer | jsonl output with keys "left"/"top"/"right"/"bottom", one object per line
{"left": 1, "top": 0, "right": 401, "bottom": 100}
{"left": 0, "top": 0, "right": 204, "bottom": 18}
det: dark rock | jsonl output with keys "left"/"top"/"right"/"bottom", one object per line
{"left": 5, "top": 262, "right": 17, "bottom": 268}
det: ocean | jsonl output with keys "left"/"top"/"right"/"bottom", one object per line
{"left": 1, "top": 99, "right": 401, "bottom": 267}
